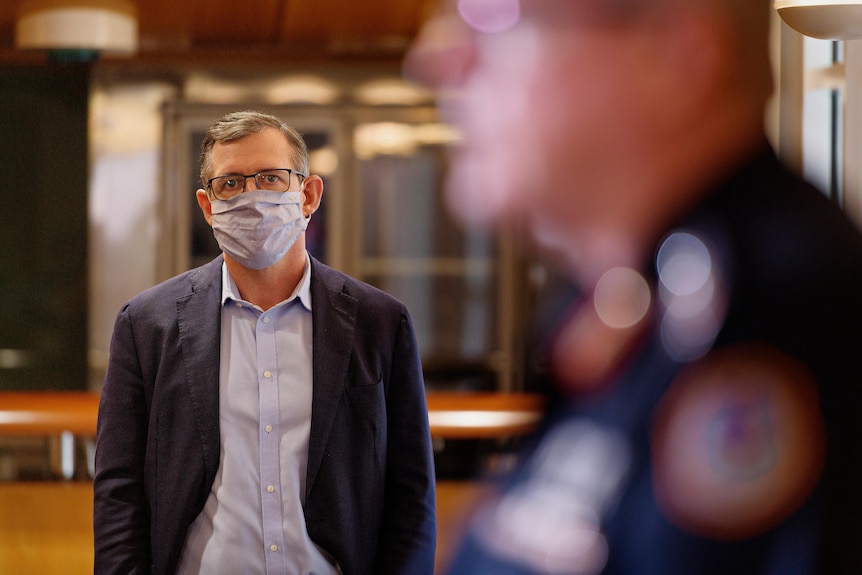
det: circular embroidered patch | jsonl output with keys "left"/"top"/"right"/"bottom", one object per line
{"left": 650, "top": 342, "right": 825, "bottom": 539}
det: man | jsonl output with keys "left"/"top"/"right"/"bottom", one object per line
{"left": 93, "top": 110, "right": 436, "bottom": 575}
{"left": 407, "top": 0, "right": 862, "bottom": 573}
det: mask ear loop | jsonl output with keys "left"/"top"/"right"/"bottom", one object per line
{"left": 299, "top": 180, "right": 313, "bottom": 222}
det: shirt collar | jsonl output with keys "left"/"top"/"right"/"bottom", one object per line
{"left": 220, "top": 252, "right": 313, "bottom": 312}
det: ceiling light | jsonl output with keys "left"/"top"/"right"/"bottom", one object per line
{"left": 16, "top": 0, "right": 138, "bottom": 56}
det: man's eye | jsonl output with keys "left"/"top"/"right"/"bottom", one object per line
{"left": 223, "top": 179, "right": 240, "bottom": 189}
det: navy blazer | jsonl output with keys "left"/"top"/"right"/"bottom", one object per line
{"left": 94, "top": 255, "right": 437, "bottom": 575}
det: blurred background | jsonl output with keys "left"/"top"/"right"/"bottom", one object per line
{"left": 0, "top": 0, "right": 856, "bottom": 399}
{"left": 0, "top": 0, "right": 858, "bottom": 572}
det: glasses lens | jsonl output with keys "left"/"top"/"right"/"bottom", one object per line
{"left": 211, "top": 176, "right": 243, "bottom": 200}
{"left": 255, "top": 170, "right": 293, "bottom": 191}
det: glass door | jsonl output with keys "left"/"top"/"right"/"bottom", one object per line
{"left": 352, "top": 110, "right": 523, "bottom": 391}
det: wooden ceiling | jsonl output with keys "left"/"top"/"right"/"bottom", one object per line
{"left": 0, "top": 0, "right": 440, "bottom": 66}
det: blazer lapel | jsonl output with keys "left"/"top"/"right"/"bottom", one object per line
{"left": 176, "top": 257, "right": 223, "bottom": 486}
{"left": 306, "top": 259, "right": 359, "bottom": 497}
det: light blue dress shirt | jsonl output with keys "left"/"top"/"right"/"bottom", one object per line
{"left": 177, "top": 255, "right": 339, "bottom": 575}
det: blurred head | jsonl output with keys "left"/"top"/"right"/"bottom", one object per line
{"left": 199, "top": 110, "right": 310, "bottom": 187}
{"left": 407, "top": 0, "right": 773, "bottom": 284}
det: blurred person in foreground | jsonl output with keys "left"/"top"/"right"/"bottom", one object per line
{"left": 93, "top": 110, "right": 436, "bottom": 575}
{"left": 407, "top": 0, "right": 862, "bottom": 573}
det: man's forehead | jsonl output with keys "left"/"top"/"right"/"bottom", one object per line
{"left": 213, "top": 129, "right": 290, "bottom": 153}
{"left": 210, "top": 131, "right": 294, "bottom": 167}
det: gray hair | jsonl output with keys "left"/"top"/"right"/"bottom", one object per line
{"left": 199, "top": 110, "right": 310, "bottom": 186}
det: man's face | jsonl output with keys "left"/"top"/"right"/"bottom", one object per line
{"left": 196, "top": 127, "right": 311, "bottom": 225}
{"left": 408, "top": 1, "right": 657, "bottom": 274}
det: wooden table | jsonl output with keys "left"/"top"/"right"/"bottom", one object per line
{"left": 426, "top": 392, "right": 545, "bottom": 438}
{"left": 0, "top": 392, "right": 99, "bottom": 436}
{"left": 0, "top": 390, "right": 545, "bottom": 439}
{"left": 0, "top": 390, "right": 545, "bottom": 574}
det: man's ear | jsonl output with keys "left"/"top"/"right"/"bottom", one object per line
{"left": 301, "top": 175, "right": 324, "bottom": 218}
{"left": 657, "top": 5, "right": 731, "bottom": 108}
{"left": 631, "top": 3, "right": 732, "bottom": 138}
{"left": 196, "top": 189, "right": 213, "bottom": 226}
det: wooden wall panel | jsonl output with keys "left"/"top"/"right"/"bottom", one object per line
{"left": 280, "top": 0, "right": 430, "bottom": 39}
{"left": 193, "top": 0, "right": 283, "bottom": 43}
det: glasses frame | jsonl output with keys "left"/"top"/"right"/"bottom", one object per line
{"left": 206, "top": 168, "right": 307, "bottom": 200}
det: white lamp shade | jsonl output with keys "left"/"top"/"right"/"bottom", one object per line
{"left": 15, "top": 0, "right": 138, "bottom": 55}
{"left": 775, "top": 0, "right": 862, "bottom": 40}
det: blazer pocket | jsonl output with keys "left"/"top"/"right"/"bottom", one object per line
{"left": 349, "top": 367, "right": 384, "bottom": 389}
{"left": 344, "top": 375, "right": 384, "bottom": 406}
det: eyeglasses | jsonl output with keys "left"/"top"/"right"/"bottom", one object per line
{"left": 206, "top": 168, "right": 307, "bottom": 200}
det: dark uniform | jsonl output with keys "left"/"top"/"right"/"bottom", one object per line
{"left": 448, "top": 145, "right": 862, "bottom": 575}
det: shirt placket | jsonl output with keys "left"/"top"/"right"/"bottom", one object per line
{"left": 257, "top": 310, "right": 287, "bottom": 574}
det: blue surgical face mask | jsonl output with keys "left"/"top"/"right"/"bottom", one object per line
{"left": 210, "top": 189, "right": 308, "bottom": 270}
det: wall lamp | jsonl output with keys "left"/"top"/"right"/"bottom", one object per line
{"left": 775, "top": 0, "right": 862, "bottom": 40}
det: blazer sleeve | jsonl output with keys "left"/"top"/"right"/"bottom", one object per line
{"left": 374, "top": 308, "right": 437, "bottom": 574}
{"left": 93, "top": 302, "right": 153, "bottom": 574}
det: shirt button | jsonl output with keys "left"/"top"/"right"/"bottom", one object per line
{"left": 263, "top": 316, "right": 270, "bottom": 324}
{"left": 263, "top": 370, "right": 271, "bottom": 378}
{"left": 235, "top": 302, "right": 243, "bottom": 308}
{"left": 270, "top": 544, "right": 278, "bottom": 552}
{"left": 264, "top": 425, "right": 273, "bottom": 433}
{"left": 267, "top": 485, "right": 275, "bottom": 493}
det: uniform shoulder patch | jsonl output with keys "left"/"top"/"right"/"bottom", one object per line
{"left": 650, "top": 342, "right": 825, "bottom": 540}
